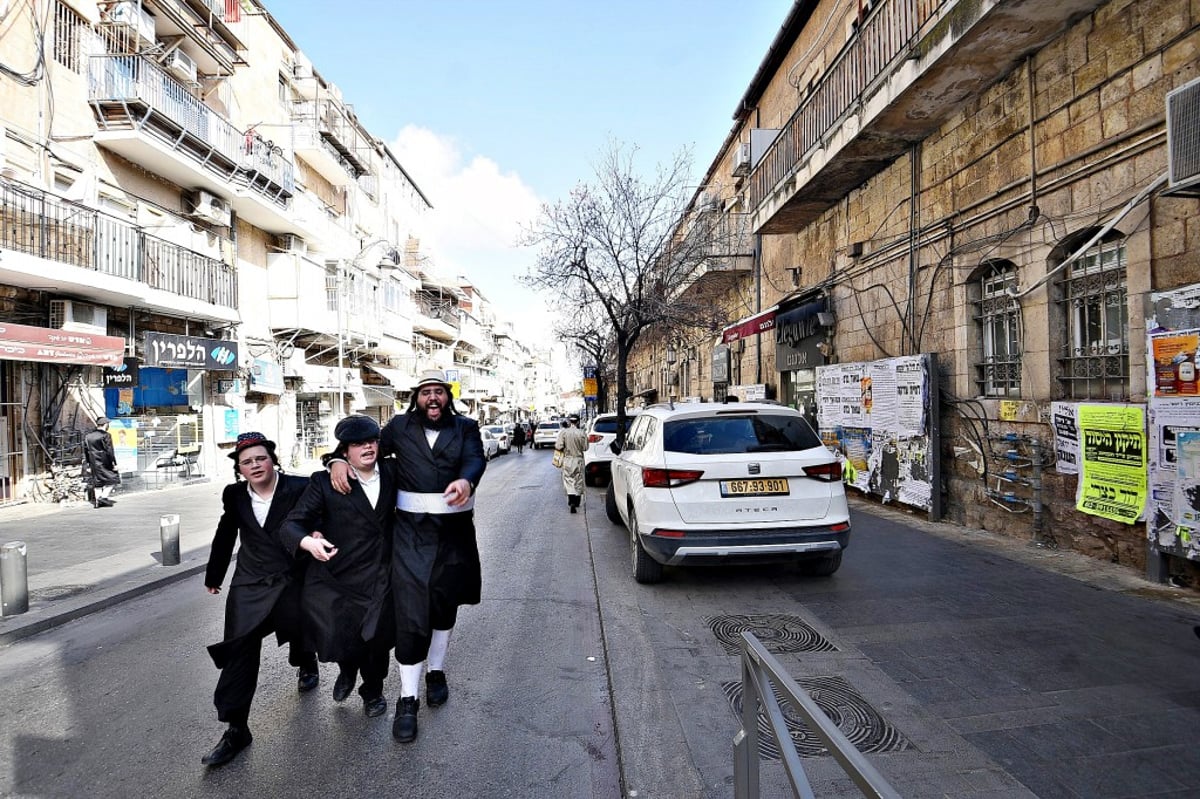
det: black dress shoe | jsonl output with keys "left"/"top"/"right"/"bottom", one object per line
{"left": 425, "top": 670, "right": 449, "bottom": 707}
{"left": 332, "top": 671, "right": 355, "bottom": 702}
{"left": 297, "top": 669, "right": 320, "bottom": 693}
{"left": 96, "top": 497, "right": 115, "bottom": 508}
{"left": 363, "top": 695, "right": 388, "bottom": 717}
{"left": 201, "top": 725, "right": 252, "bottom": 767}
{"left": 392, "top": 696, "right": 419, "bottom": 742}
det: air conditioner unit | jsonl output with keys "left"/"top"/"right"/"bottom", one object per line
{"left": 106, "top": 1, "right": 156, "bottom": 46}
{"left": 184, "top": 189, "right": 232, "bottom": 227}
{"left": 697, "top": 190, "right": 720, "bottom": 213}
{"left": 280, "top": 234, "right": 307, "bottom": 256}
{"left": 49, "top": 299, "right": 108, "bottom": 336}
{"left": 731, "top": 142, "right": 751, "bottom": 178}
{"left": 164, "top": 49, "right": 197, "bottom": 84}
{"left": 1167, "top": 76, "right": 1200, "bottom": 195}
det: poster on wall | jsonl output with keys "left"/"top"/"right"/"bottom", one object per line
{"left": 1173, "top": 431, "right": 1200, "bottom": 545}
{"left": 1149, "top": 330, "right": 1199, "bottom": 397}
{"left": 816, "top": 354, "right": 934, "bottom": 512}
{"left": 109, "top": 418, "right": 138, "bottom": 474}
{"left": 1075, "top": 404, "right": 1147, "bottom": 524}
{"left": 1051, "top": 402, "right": 1081, "bottom": 475}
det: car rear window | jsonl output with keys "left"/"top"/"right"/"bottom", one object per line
{"left": 662, "top": 414, "right": 822, "bottom": 454}
{"left": 537, "top": 423, "right": 559, "bottom": 431}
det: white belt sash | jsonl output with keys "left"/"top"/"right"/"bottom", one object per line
{"left": 396, "top": 490, "right": 474, "bottom": 515}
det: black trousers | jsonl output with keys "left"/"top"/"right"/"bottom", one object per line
{"left": 214, "top": 618, "right": 317, "bottom": 725}
{"left": 337, "top": 642, "right": 391, "bottom": 700}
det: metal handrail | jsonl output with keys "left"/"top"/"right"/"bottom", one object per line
{"left": 734, "top": 632, "right": 902, "bottom": 799}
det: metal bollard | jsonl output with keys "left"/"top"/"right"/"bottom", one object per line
{"left": 1, "top": 541, "right": 29, "bottom": 616}
{"left": 160, "top": 514, "right": 181, "bottom": 566}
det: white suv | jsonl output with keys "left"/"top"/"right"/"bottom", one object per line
{"left": 582, "top": 411, "right": 639, "bottom": 486}
{"left": 606, "top": 401, "right": 850, "bottom": 584}
{"left": 532, "top": 421, "right": 563, "bottom": 449}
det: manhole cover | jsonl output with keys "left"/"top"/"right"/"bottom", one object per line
{"left": 707, "top": 613, "right": 836, "bottom": 655}
{"left": 30, "top": 584, "right": 93, "bottom": 601}
{"left": 722, "top": 676, "right": 911, "bottom": 760}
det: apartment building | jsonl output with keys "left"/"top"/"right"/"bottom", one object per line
{"left": 0, "top": 0, "right": 523, "bottom": 503}
{"left": 643, "top": 0, "right": 1200, "bottom": 577}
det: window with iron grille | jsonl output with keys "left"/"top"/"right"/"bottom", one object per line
{"left": 325, "top": 268, "right": 338, "bottom": 312}
{"left": 974, "top": 260, "right": 1021, "bottom": 396}
{"left": 53, "top": 1, "right": 88, "bottom": 74}
{"left": 1058, "top": 236, "right": 1128, "bottom": 399}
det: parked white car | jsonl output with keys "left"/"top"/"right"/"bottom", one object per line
{"left": 606, "top": 401, "right": 851, "bottom": 584}
{"left": 483, "top": 425, "right": 511, "bottom": 454}
{"left": 532, "top": 421, "right": 563, "bottom": 449}
{"left": 479, "top": 428, "right": 500, "bottom": 460}
{"left": 582, "top": 411, "right": 639, "bottom": 486}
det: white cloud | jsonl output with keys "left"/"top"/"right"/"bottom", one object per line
{"left": 389, "top": 125, "right": 555, "bottom": 344}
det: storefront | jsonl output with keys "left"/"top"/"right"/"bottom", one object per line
{"left": 774, "top": 295, "right": 832, "bottom": 431}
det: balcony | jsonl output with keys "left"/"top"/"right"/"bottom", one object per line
{"left": 747, "top": 0, "right": 1107, "bottom": 233}
{"left": 267, "top": 253, "right": 338, "bottom": 340}
{"left": 292, "top": 99, "right": 372, "bottom": 182}
{"left": 413, "top": 295, "right": 459, "bottom": 342}
{"left": 0, "top": 178, "right": 236, "bottom": 319}
{"left": 88, "top": 55, "right": 297, "bottom": 233}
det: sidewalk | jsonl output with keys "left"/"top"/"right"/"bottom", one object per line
{"left": 0, "top": 460, "right": 327, "bottom": 646}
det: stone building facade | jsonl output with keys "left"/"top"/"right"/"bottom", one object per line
{"left": 645, "top": 0, "right": 1200, "bottom": 578}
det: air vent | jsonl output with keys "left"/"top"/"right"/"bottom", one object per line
{"left": 1167, "top": 76, "right": 1200, "bottom": 195}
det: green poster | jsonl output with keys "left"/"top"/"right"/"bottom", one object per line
{"left": 1076, "top": 404, "right": 1147, "bottom": 524}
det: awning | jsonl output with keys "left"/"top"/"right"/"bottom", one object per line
{"left": 363, "top": 363, "right": 416, "bottom": 391}
{"left": 721, "top": 305, "right": 778, "bottom": 344}
{"left": 0, "top": 321, "right": 125, "bottom": 366}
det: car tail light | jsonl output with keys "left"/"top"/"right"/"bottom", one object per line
{"left": 802, "top": 461, "right": 842, "bottom": 482}
{"left": 652, "top": 529, "right": 686, "bottom": 538}
{"left": 831, "top": 521, "right": 850, "bottom": 532}
{"left": 587, "top": 433, "right": 603, "bottom": 443}
{"left": 642, "top": 467, "right": 704, "bottom": 488}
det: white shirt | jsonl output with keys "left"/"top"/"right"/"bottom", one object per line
{"left": 354, "top": 465, "right": 381, "bottom": 508}
{"left": 247, "top": 473, "right": 277, "bottom": 526}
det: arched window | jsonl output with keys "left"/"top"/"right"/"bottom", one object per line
{"left": 973, "top": 259, "right": 1021, "bottom": 397}
{"left": 1053, "top": 229, "right": 1128, "bottom": 399}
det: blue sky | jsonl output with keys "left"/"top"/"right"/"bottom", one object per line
{"left": 266, "top": 0, "right": 789, "bottom": 342}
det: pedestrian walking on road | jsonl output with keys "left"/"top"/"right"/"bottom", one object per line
{"left": 555, "top": 413, "right": 587, "bottom": 513}
{"left": 282, "top": 416, "right": 397, "bottom": 722}
{"left": 201, "top": 432, "right": 319, "bottom": 768}
{"left": 329, "top": 369, "right": 486, "bottom": 743}
{"left": 511, "top": 422, "right": 526, "bottom": 454}
{"left": 82, "top": 416, "right": 120, "bottom": 507}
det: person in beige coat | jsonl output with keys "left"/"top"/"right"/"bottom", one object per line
{"left": 555, "top": 414, "right": 588, "bottom": 513}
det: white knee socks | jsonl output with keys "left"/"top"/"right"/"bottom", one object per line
{"left": 428, "top": 628, "right": 452, "bottom": 672}
{"left": 399, "top": 662, "right": 424, "bottom": 699}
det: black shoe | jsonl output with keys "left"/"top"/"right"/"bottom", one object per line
{"left": 392, "top": 697, "right": 419, "bottom": 742}
{"left": 297, "top": 668, "right": 320, "bottom": 693}
{"left": 570, "top": 506, "right": 577, "bottom": 513}
{"left": 201, "top": 725, "right": 252, "bottom": 767}
{"left": 332, "top": 671, "right": 355, "bottom": 702}
{"left": 96, "top": 497, "right": 115, "bottom": 508}
{"left": 363, "top": 695, "right": 388, "bottom": 717}
{"left": 426, "top": 670, "right": 449, "bottom": 706}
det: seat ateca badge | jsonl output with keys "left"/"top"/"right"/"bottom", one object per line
{"left": 748, "top": 463, "right": 761, "bottom": 474}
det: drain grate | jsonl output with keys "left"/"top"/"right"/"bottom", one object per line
{"left": 30, "top": 584, "right": 93, "bottom": 601}
{"left": 722, "top": 676, "right": 911, "bottom": 760}
{"left": 707, "top": 613, "right": 837, "bottom": 655}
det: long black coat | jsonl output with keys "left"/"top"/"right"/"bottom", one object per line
{"left": 280, "top": 465, "right": 397, "bottom": 663}
{"left": 204, "top": 473, "right": 311, "bottom": 669}
{"left": 82, "top": 428, "right": 120, "bottom": 488}
{"left": 381, "top": 412, "right": 486, "bottom": 659}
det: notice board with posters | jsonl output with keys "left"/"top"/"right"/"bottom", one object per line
{"left": 1146, "top": 282, "right": 1200, "bottom": 560}
{"left": 815, "top": 353, "right": 939, "bottom": 516}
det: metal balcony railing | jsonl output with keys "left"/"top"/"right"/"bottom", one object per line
{"left": 748, "top": 0, "right": 949, "bottom": 211}
{"left": 88, "top": 54, "right": 294, "bottom": 198}
{"left": 0, "top": 178, "right": 237, "bottom": 308}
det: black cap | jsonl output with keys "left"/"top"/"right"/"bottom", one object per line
{"left": 335, "top": 415, "right": 381, "bottom": 444}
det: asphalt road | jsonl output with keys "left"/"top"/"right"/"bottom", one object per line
{"left": 3, "top": 447, "right": 1200, "bottom": 798}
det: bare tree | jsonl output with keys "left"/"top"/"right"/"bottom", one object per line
{"left": 553, "top": 298, "right": 615, "bottom": 413}
{"left": 523, "top": 140, "right": 733, "bottom": 442}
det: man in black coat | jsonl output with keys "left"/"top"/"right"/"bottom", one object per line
{"left": 82, "top": 416, "right": 120, "bottom": 507}
{"left": 282, "top": 415, "right": 397, "bottom": 721}
{"left": 330, "top": 369, "right": 486, "bottom": 743}
{"left": 201, "top": 432, "right": 318, "bottom": 768}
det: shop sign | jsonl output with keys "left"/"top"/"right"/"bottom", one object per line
{"left": 775, "top": 300, "right": 826, "bottom": 370}
{"left": 103, "top": 357, "right": 141, "bottom": 387}
{"left": 721, "top": 307, "right": 777, "bottom": 343}
{"left": 249, "top": 357, "right": 285, "bottom": 395}
{"left": 0, "top": 321, "right": 124, "bottom": 366}
{"left": 144, "top": 332, "right": 238, "bottom": 370}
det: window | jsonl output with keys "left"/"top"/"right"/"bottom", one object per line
{"left": 1058, "top": 232, "right": 1128, "bottom": 399}
{"left": 975, "top": 260, "right": 1021, "bottom": 396}
{"left": 53, "top": 1, "right": 88, "bottom": 74}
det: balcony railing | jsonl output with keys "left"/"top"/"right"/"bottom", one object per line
{"left": 88, "top": 54, "right": 294, "bottom": 199}
{"left": 0, "top": 179, "right": 236, "bottom": 308}
{"left": 747, "top": 0, "right": 949, "bottom": 211}
{"left": 292, "top": 99, "right": 372, "bottom": 177}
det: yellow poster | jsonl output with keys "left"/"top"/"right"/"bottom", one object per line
{"left": 999, "top": 400, "right": 1018, "bottom": 421}
{"left": 1076, "top": 404, "right": 1147, "bottom": 524}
